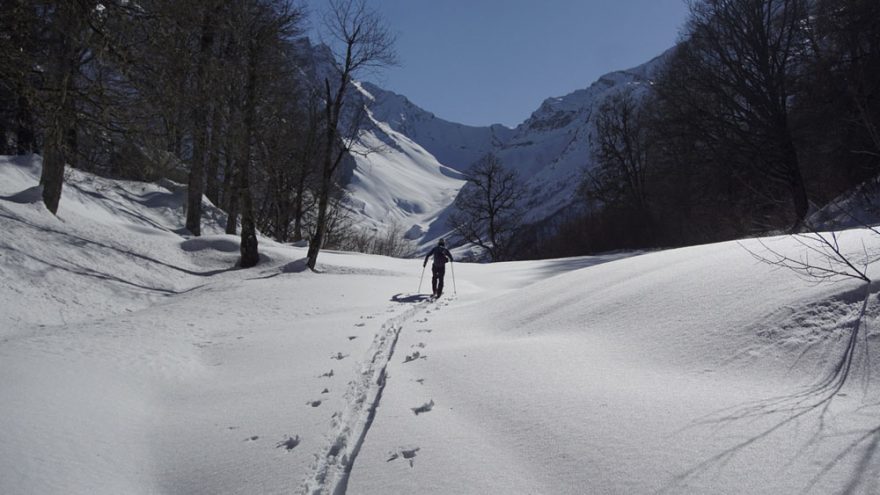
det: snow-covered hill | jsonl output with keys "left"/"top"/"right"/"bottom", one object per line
{"left": 323, "top": 43, "right": 671, "bottom": 244}
{"left": 292, "top": 40, "right": 481, "bottom": 249}
{"left": 3, "top": 155, "right": 880, "bottom": 494}
{"left": 358, "top": 81, "right": 513, "bottom": 172}
{"left": 490, "top": 51, "right": 669, "bottom": 222}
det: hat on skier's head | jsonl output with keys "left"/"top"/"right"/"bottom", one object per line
{"left": 438, "top": 238, "right": 446, "bottom": 246}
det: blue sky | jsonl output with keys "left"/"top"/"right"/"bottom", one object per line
{"left": 306, "top": 0, "right": 690, "bottom": 128}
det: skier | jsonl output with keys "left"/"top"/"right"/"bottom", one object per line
{"left": 423, "top": 238, "right": 453, "bottom": 298}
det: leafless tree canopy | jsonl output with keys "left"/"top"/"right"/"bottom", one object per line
{"left": 0, "top": 0, "right": 402, "bottom": 267}
{"left": 539, "top": 0, "right": 880, "bottom": 259}
{"left": 449, "top": 153, "right": 526, "bottom": 262}
{"left": 306, "top": 0, "right": 396, "bottom": 270}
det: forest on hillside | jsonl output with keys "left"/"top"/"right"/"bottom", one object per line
{"left": 0, "top": 0, "right": 397, "bottom": 268}
{"left": 537, "top": 0, "right": 880, "bottom": 258}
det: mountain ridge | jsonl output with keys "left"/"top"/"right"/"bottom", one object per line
{"left": 296, "top": 39, "right": 673, "bottom": 250}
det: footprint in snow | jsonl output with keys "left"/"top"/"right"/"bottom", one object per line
{"left": 307, "top": 400, "right": 322, "bottom": 407}
{"left": 416, "top": 329, "right": 433, "bottom": 333}
{"left": 411, "top": 399, "right": 434, "bottom": 415}
{"left": 412, "top": 342, "right": 426, "bottom": 349}
{"left": 387, "top": 447, "right": 420, "bottom": 467}
{"left": 321, "top": 388, "right": 330, "bottom": 394}
{"left": 320, "top": 369, "right": 334, "bottom": 378}
{"left": 276, "top": 435, "right": 301, "bottom": 451}
{"left": 354, "top": 323, "right": 365, "bottom": 327}
{"left": 348, "top": 336, "right": 357, "bottom": 340}
{"left": 403, "top": 351, "right": 426, "bottom": 363}
{"left": 330, "top": 352, "right": 348, "bottom": 360}
{"left": 244, "top": 435, "right": 259, "bottom": 442}
{"left": 414, "top": 378, "right": 425, "bottom": 385}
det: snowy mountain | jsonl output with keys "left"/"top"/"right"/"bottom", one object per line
{"left": 291, "top": 40, "right": 481, "bottom": 249}
{"left": 319, "top": 41, "right": 672, "bottom": 247}
{"left": 3, "top": 154, "right": 880, "bottom": 494}
{"left": 490, "top": 51, "right": 669, "bottom": 223}
{"left": 357, "top": 81, "right": 513, "bottom": 172}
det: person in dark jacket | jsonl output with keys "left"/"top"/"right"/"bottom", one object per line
{"left": 423, "top": 238, "right": 453, "bottom": 297}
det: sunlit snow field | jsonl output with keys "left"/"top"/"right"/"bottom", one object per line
{"left": 2, "top": 155, "right": 880, "bottom": 494}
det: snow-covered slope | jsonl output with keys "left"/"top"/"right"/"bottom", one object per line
{"left": 3, "top": 155, "right": 880, "bottom": 494}
{"left": 808, "top": 174, "right": 880, "bottom": 230}
{"left": 341, "top": 82, "right": 468, "bottom": 248}
{"left": 490, "top": 51, "right": 670, "bottom": 222}
{"left": 358, "top": 81, "right": 513, "bottom": 172}
{"left": 342, "top": 48, "right": 664, "bottom": 238}
{"left": 298, "top": 39, "right": 670, "bottom": 247}
{"left": 293, "top": 40, "right": 476, "bottom": 249}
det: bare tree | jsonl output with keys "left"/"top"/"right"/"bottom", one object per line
{"left": 227, "top": 0, "right": 304, "bottom": 268}
{"left": 584, "top": 86, "right": 654, "bottom": 220}
{"left": 13, "top": 0, "right": 93, "bottom": 215}
{"left": 796, "top": 0, "right": 880, "bottom": 195}
{"left": 292, "top": 93, "right": 322, "bottom": 242}
{"left": 448, "top": 153, "right": 526, "bottom": 261}
{"left": 306, "top": 0, "right": 396, "bottom": 270}
{"left": 184, "top": 4, "right": 219, "bottom": 237}
{"left": 811, "top": 0, "right": 880, "bottom": 159}
{"left": 666, "top": 0, "right": 811, "bottom": 230}
{"left": 253, "top": 72, "right": 321, "bottom": 244}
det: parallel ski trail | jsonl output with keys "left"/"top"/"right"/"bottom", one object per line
{"left": 302, "top": 300, "right": 430, "bottom": 495}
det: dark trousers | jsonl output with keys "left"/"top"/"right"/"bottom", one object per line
{"left": 431, "top": 264, "right": 446, "bottom": 295}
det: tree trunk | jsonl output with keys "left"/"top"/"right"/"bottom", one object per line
{"left": 41, "top": 125, "right": 67, "bottom": 214}
{"left": 185, "top": 10, "right": 215, "bottom": 236}
{"left": 306, "top": 170, "right": 330, "bottom": 269}
{"left": 40, "top": 5, "right": 78, "bottom": 215}
{"left": 307, "top": 76, "right": 346, "bottom": 270}
{"left": 238, "top": 169, "right": 259, "bottom": 267}
{"left": 205, "top": 106, "right": 222, "bottom": 205}
{"left": 306, "top": 108, "right": 336, "bottom": 270}
{"left": 783, "top": 136, "right": 809, "bottom": 230}
{"left": 224, "top": 156, "right": 238, "bottom": 234}
{"left": 292, "top": 170, "right": 306, "bottom": 242}
{"left": 237, "top": 40, "right": 260, "bottom": 268}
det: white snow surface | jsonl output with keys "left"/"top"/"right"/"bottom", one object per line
{"left": 3, "top": 155, "right": 880, "bottom": 494}
{"left": 342, "top": 92, "right": 467, "bottom": 250}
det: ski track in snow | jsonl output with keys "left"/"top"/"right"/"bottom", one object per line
{"left": 302, "top": 297, "right": 439, "bottom": 495}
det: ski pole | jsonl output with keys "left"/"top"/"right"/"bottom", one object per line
{"left": 418, "top": 263, "right": 426, "bottom": 294}
{"left": 451, "top": 262, "right": 457, "bottom": 295}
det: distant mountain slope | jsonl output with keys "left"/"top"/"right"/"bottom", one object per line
{"left": 344, "top": 93, "right": 468, "bottom": 248}
{"left": 353, "top": 49, "right": 672, "bottom": 234}
{"left": 358, "top": 82, "right": 513, "bottom": 172}
{"left": 297, "top": 38, "right": 671, "bottom": 248}
{"left": 491, "top": 51, "right": 670, "bottom": 223}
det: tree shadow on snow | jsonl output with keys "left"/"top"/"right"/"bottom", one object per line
{"left": 2, "top": 244, "right": 204, "bottom": 296}
{"left": 0, "top": 209, "right": 234, "bottom": 277}
{"left": 663, "top": 283, "right": 880, "bottom": 495}
{"left": 281, "top": 258, "right": 310, "bottom": 274}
